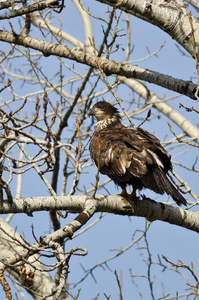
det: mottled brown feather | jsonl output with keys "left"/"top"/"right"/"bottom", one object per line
{"left": 89, "top": 101, "right": 187, "bottom": 206}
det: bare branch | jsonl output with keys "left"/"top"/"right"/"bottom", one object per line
{"left": 0, "top": 0, "right": 62, "bottom": 20}
{"left": 0, "top": 31, "right": 197, "bottom": 99}
{"left": 0, "top": 195, "right": 198, "bottom": 233}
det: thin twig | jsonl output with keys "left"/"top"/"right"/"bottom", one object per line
{"left": 168, "top": 123, "right": 198, "bottom": 148}
{"left": 137, "top": 109, "right": 151, "bottom": 128}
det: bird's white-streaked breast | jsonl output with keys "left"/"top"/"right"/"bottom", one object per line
{"left": 95, "top": 117, "right": 118, "bottom": 131}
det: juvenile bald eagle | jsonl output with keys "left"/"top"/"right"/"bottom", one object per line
{"left": 89, "top": 101, "right": 187, "bottom": 206}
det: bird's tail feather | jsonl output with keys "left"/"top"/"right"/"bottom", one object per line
{"left": 163, "top": 175, "right": 187, "bottom": 206}
{"left": 141, "top": 166, "right": 187, "bottom": 206}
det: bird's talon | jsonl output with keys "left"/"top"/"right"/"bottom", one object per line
{"left": 120, "top": 196, "right": 130, "bottom": 205}
{"left": 120, "top": 198, "right": 133, "bottom": 211}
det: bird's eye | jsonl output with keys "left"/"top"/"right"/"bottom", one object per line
{"left": 117, "top": 141, "right": 125, "bottom": 148}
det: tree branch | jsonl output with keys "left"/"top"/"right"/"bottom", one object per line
{"left": 0, "top": 0, "right": 61, "bottom": 20}
{"left": 95, "top": 0, "right": 199, "bottom": 61}
{"left": 0, "top": 219, "right": 67, "bottom": 300}
{"left": 0, "top": 30, "right": 197, "bottom": 99}
{"left": 0, "top": 194, "right": 198, "bottom": 233}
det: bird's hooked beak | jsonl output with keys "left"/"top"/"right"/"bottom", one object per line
{"left": 88, "top": 107, "right": 95, "bottom": 117}
{"left": 88, "top": 106, "right": 105, "bottom": 121}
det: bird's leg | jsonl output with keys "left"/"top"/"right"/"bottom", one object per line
{"left": 118, "top": 186, "right": 133, "bottom": 210}
{"left": 120, "top": 186, "right": 139, "bottom": 200}
{"left": 118, "top": 187, "right": 139, "bottom": 212}
{"left": 130, "top": 188, "right": 139, "bottom": 200}
{"left": 120, "top": 186, "right": 130, "bottom": 198}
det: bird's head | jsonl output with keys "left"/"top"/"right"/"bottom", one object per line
{"left": 88, "top": 101, "right": 121, "bottom": 122}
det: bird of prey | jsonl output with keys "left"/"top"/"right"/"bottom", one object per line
{"left": 89, "top": 101, "right": 187, "bottom": 206}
